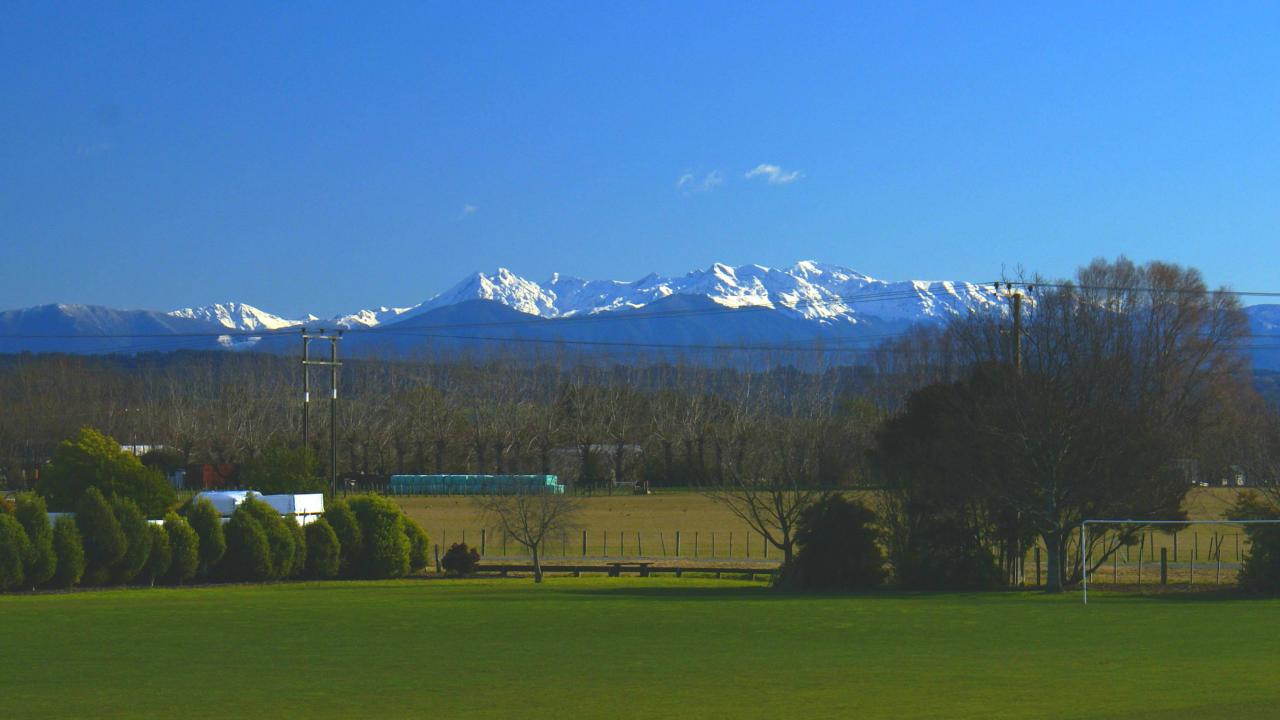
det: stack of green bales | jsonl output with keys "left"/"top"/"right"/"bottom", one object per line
{"left": 388, "top": 474, "right": 564, "bottom": 495}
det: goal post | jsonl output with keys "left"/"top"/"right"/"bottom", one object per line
{"left": 1080, "top": 519, "right": 1280, "bottom": 604}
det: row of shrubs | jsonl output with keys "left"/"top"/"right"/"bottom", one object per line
{"left": 0, "top": 491, "right": 432, "bottom": 591}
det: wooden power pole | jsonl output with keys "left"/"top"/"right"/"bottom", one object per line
{"left": 301, "top": 328, "right": 343, "bottom": 495}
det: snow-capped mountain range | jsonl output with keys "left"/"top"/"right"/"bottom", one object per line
{"left": 167, "top": 261, "right": 1011, "bottom": 331}
{"left": 2, "top": 260, "right": 1277, "bottom": 370}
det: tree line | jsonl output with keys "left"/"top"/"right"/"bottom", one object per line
{"left": 3, "top": 257, "right": 1280, "bottom": 594}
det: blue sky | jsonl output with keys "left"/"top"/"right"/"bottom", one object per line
{"left": 3, "top": 2, "right": 1279, "bottom": 317}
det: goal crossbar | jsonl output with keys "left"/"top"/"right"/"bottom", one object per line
{"left": 1081, "top": 519, "right": 1280, "bottom": 604}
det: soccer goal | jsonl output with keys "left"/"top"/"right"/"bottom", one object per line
{"left": 1080, "top": 519, "right": 1280, "bottom": 603}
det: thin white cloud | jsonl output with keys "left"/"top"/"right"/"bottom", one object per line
{"left": 462, "top": 204, "right": 478, "bottom": 215}
{"left": 745, "top": 163, "right": 803, "bottom": 185}
{"left": 677, "top": 170, "right": 723, "bottom": 193}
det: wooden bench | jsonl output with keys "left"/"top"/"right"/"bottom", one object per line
{"left": 606, "top": 561, "right": 654, "bottom": 577}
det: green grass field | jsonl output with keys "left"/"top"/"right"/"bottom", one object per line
{"left": 4, "top": 578, "right": 1279, "bottom": 719}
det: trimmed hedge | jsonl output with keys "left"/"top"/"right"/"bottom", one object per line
{"left": 51, "top": 517, "right": 86, "bottom": 588}
{"left": 303, "top": 518, "right": 341, "bottom": 580}
{"left": 15, "top": 494, "right": 57, "bottom": 588}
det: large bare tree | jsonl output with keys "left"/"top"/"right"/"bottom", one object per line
{"left": 475, "top": 489, "right": 581, "bottom": 583}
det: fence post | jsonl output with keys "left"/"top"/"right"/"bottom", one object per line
{"left": 763, "top": 534, "right": 768, "bottom": 559}
{"left": 1034, "top": 546, "right": 1041, "bottom": 587}
{"left": 711, "top": 532, "right": 716, "bottom": 558}
{"left": 729, "top": 532, "right": 734, "bottom": 559}
{"left": 1160, "top": 548, "right": 1168, "bottom": 585}
{"left": 582, "top": 529, "right": 587, "bottom": 557}
{"left": 481, "top": 528, "right": 486, "bottom": 556}
{"left": 637, "top": 531, "right": 642, "bottom": 557}
{"left": 1173, "top": 533, "right": 1178, "bottom": 562}
{"left": 433, "top": 544, "right": 441, "bottom": 574}
{"left": 675, "top": 530, "right": 682, "bottom": 558}
{"left": 694, "top": 531, "right": 699, "bottom": 559}
{"left": 1113, "top": 547, "right": 1118, "bottom": 583}
{"left": 1190, "top": 546, "right": 1195, "bottom": 585}
{"left": 603, "top": 530, "right": 607, "bottom": 557}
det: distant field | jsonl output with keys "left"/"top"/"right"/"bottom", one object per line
{"left": 395, "top": 487, "right": 1258, "bottom": 561}
{"left": 3, "top": 578, "right": 1280, "bottom": 719}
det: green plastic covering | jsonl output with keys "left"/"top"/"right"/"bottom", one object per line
{"left": 388, "top": 474, "right": 564, "bottom": 495}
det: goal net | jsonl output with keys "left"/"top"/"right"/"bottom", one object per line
{"left": 1080, "top": 519, "right": 1280, "bottom": 603}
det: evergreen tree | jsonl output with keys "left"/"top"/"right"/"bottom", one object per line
{"left": 0, "top": 513, "right": 31, "bottom": 591}
{"left": 286, "top": 518, "right": 306, "bottom": 579}
{"left": 223, "top": 508, "right": 272, "bottom": 581}
{"left": 303, "top": 518, "right": 341, "bottom": 580}
{"left": 140, "top": 523, "right": 171, "bottom": 587}
{"left": 110, "top": 497, "right": 152, "bottom": 584}
{"left": 185, "top": 498, "right": 226, "bottom": 579}
{"left": 51, "top": 517, "right": 86, "bottom": 589}
{"left": 15, "top": 494, "right": 56, "bottom": 588}
{"left": 163, "top": 513, "right": 199, "bottom": 585}
{"left": 77, "top": 487, "right": 126, "bottom": 586}
{"left": 238, "top": 497, "right": 295, "bottom": 579}
{"left": 347, "top": 495, "right": 410, "bottom": 580}
{"left": 405, "top": 518, "right": 431, "bottom": 573}
{"left": 38, "top": 428, "right": 175, "bottom": 516}
{"left": 324, "top": 500, "right": 362, "bottom": 578}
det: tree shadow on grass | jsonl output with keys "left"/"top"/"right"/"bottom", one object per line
{"left": 554, "top": 584, "right": 1025, "bottom": 603}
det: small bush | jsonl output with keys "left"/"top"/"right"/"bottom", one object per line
{"left": 441, "top": 542, "right": 480, "bottom": 577}
{"left": 140, "top": 523, "right": 171, "bottom": 587}
{"left": 303, "top": 518, "right": 341, "bottom": 580}
{"left": 324, "top": 500, "right": 362, "bottom": 578}
{"left": 780, "top": 495, "right": 885, "bottom": 592}
{"left": 185, "top": 499, "right": 226, "bottom": 579}
{"left": 1228, "top": 492, "right": 1280, "bottom": 594}
{"left": 110, "top": 497, "right": 152, "bottom": 585}
{"left": 346, "top": 495, "right": 410, "bottom": 579}
{"left": 405, "top": 519, "right": 431, "bottom": 572}
{"left": 15, "top": 494, "right": 56, "bottom": 588}
{"left": 0, "top": 513, "right": 32, "bottom": 591}
{"left": 51, "top": 517, "right": 86, "bottom": 588}
{"left": 77, "top": 487, "right": 126, "bottom": 586}
{"left": 887, "top": 513, "right": 1004, "bottom": 591}
{"left": 222, "top": 508, "right": 272, "bottom": 581}
{"left": 164, "top": 513, "right": 199, "bottom": 585}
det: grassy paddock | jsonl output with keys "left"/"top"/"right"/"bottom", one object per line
{"left": 397, "top": 487, "right": 1256, "bottom": 562}
{"left": 3, "top": 579, "right": 1280, "bottom": 719}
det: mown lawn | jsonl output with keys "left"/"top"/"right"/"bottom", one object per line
{"left": 2, "top": 578, "right": 1278, "bottom": 719}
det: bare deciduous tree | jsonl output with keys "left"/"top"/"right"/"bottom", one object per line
{"left": 475, "top": 490, "right": 581, "bottom": 583}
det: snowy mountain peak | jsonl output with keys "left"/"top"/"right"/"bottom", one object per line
{"left": 169, "top": 302, "right": 301, "bottom": 332}
{"left": 151, "top": 261, "right": 1011, "bottom": 334}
